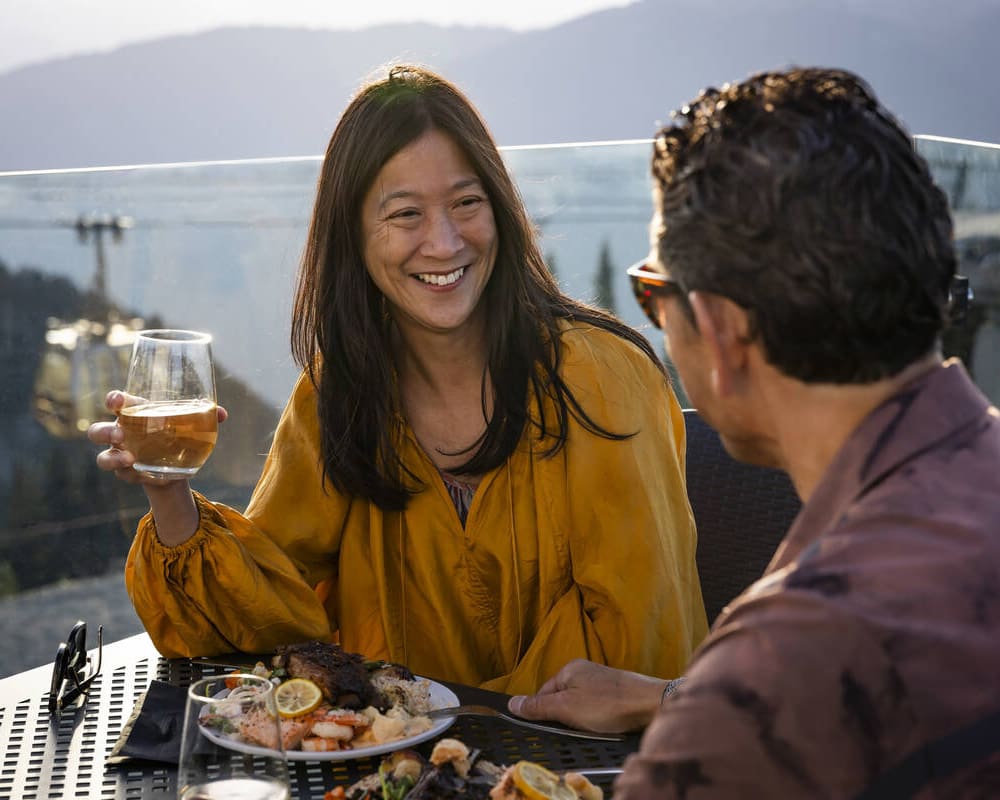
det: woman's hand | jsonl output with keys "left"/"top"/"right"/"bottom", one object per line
{"left": 507, "top": 659, "right": 668, "bottom": 733}
{"left": 88, "top": 390, "right": 229, "bottom": 486}
{"left": 89, "top": 390, "right": 150, "bottom": 485}
{"left": 89, "top": 390, "right": 228, "bottom": 546}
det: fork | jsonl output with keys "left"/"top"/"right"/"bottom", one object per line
{"left": 426, "top": 704, "right": 625, "bottom": 741}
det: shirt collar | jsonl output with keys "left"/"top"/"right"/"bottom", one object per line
{"left": 769, "top": 358, "right": 994, "bottom": 570}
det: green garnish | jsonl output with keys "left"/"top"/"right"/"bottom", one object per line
{"left": 378, "top": 763, "right": 415, "bottom": 800}
{"left": 200, "top": 714, "right": 238, "bottom": 734}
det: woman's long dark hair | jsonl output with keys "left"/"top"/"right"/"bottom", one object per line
{"left": 291, "top": 64, "right": 666, "bottom": 510}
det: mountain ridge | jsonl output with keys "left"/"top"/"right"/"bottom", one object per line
{"left": 2, "top": 0, "right": 998, "bottom": 171}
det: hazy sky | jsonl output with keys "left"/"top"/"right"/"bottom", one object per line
{"left": 2, "top": 0, "right": 633, "bottom": 75}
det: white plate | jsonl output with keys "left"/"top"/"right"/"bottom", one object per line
{"left": 200, "top": 679, "right": 458, "bottom": 762}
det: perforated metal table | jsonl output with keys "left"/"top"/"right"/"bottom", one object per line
{"left": 0, "top": 633, "right": 639, "bottom": 799}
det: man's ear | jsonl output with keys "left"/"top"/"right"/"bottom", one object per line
{"left": 688, "top": 291, "right": 753, "bottom": 397}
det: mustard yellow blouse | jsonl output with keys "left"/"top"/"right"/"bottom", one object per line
{"left": 126, "top": 322, "right": 707, "bottom": 694}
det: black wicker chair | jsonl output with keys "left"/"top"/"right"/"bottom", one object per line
{"left": 684, "top": 408, "right": 802, "bottom": 625}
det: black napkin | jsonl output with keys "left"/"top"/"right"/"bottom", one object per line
{"left": 107, "top": 680, "right": 187, "bottom": 764}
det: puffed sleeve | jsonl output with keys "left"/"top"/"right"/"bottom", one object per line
{"left": 481, "top": 326, "right": 707, "bottom": 694}
{"left": 125, "top": 371, "right": 346, "bottom": 658}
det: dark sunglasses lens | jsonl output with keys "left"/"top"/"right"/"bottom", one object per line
{"left": 49, "top": 643, "right": 68, "bottom": 712}
{"left": 67, "top": 622, "right": 87, "bottom": 676}
{"left": 629, "top": 274, "right": 663, "bottom": 329}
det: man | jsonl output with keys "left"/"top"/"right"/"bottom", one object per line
{"left": 509, "top": 67, "right": 1000, "bottom": 798}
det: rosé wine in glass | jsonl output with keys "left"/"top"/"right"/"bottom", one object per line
{"left": 121, "top": 329, "right": 217, "bottom": 479}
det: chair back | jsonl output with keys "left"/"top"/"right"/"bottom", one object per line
{"left": 684, "top": 408, "right": 802, "bottom": 625}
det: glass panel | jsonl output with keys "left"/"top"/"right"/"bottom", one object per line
{"left": 1, "top": 135, "right": 998, "bottom": 676}
{"left": 915, "top": 137, "right": 1000, "bottom": 402}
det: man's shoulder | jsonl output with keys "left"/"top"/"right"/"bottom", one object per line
{"left": 754, "top": 492, "right": 1000, "bottom": 617}
{"left": 834, "top": 428, "right": 1000, "bottom": 563}
{"left": 791, "top": 398, "right": 1000, "bottom": 596}
{"left": 645, "top": 593, "right": 908, "bottom": 799}
{"left": 667, "top": 556, "right": 1000, "bottom": 799}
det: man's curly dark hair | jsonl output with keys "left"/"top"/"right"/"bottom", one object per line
{"left": 651, "top": 66, "right": 957, "bottom": 384}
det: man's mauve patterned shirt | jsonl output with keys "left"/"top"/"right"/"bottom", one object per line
{"left": 616, "top": 359, "right": 1000, "bottom": 799}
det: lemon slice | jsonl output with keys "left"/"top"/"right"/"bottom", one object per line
{"left": 510, "top": 761, "right": 578, "bottom": 800}
{"left": 274, "top": 678, "right": 323, "bottom": 718}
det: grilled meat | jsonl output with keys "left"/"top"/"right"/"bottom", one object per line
{"left": 273, "top": 641, "right": 375, "bottom": 709}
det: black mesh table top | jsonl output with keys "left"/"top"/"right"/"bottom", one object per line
{"left": 0, "top": 634, "right": 640, "bottom": 799}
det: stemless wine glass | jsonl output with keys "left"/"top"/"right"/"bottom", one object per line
{"left": 119, "top": 329, "right": 218, "bottom": 479}
{"left": 178, "top": 674, "right": 290, "bottom": 800}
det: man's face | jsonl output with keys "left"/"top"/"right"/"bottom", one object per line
{"left": 644, "top": 237, "right": 775, "bottom": 468}
{"left": 642, "top": 204, "right": 711, "bottom": 409}
{"left": 644, "top": 250, "right": 713, "bottom": 419}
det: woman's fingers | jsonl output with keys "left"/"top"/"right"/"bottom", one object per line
{"left": 104, "top": 390, "right": 125, "bottom": 413}
{"left": 91, "top": 393, "right": 136, "bottom": 480}
{"left": 88, "top": 420, "right": 123, "bottom": 448}
{"left": 112, "top": 465, "right": 145, "bottom": 484}
{"left": 104, "top": 389, "right": 146, "bottom": 412}
{"left": 95, "top": 441, "right": 133, "bottom": 470}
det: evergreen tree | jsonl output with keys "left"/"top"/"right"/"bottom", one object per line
{"left": 593, "top": 239, "right": 617, "bottom": 315}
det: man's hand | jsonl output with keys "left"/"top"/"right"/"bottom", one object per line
{"left": 507, "top": 659, "right": 669, "bottom": 733}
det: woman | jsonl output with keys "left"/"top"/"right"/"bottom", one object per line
{"left": 90, "top": 65, "right": 706, "bottom": 694}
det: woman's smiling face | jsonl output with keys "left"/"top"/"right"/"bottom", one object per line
{"left": 361, "top": 128, "right": 498, "bottom": 339}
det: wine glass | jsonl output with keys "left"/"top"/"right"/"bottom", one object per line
{"left": 178, "top": 674, "right": 290, "bottom": 800}
{"left": 119, "top": 329, "right": 218, "bottom": 479}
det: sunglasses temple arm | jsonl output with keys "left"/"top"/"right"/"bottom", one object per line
{"left": 56, "top": 668, "right": 102, "bottom": 713}
{"left": 92, "top": 625, "right": 103, "bottom": 675}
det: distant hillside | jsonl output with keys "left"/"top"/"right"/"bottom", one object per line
{"left": 458, "top": 0, "right": 1000, "bottom": 148}
{"left": 1, "top": 0, "right": 998, "bottom": 171}
{"left": 0, "top": 261, "right": 280, "bottom": 592}
{"left": 0, "top": 24, "right": 516, "bottom": 170}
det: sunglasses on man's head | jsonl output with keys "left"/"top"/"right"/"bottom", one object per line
{"left": 627, "top": 260, "right": 685, "bottom": 329}
{"left": 49, "top": 620, "right": 102, "bottom": 715}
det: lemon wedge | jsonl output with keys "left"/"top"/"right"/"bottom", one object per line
{"left": 274, "top": 678, "right": 323, "bottom": 718}
{"left": 510, "top": 761, "right": 578, "bottom": 800}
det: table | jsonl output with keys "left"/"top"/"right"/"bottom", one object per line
{"left": 0, "top": 633, "right": 640, "bottom": 799}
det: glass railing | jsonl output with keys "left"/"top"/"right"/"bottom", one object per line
{"left": 1, "top": 135, "right": 998, "bottom": 676}
{"left": 916, "top": 136, "right": 1000, "bottom": 401}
